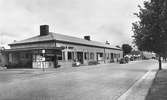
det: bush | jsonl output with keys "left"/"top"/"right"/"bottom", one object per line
{"left": 72, "top": 61, "right": 80, "bottom": 67}
{"left": 88, "top": 61, "right": 98, "bottom": 65}
{"left": 54, "top": 65, "right": 61, "bottom": 68}
{"left": 110, "top": 59, "right": 114, "bottom": 63}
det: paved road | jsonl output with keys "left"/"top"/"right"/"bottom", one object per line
{"left": 0, "top": 60, "right": 157, "bottom": 100}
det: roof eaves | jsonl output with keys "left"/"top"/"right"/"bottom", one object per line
{"left": 56, "top": 40, "right": 122, "bottom": 50}
{"left": 8, "top": 40, "right": 56, "bottom": 46}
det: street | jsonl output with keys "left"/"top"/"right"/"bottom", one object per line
{"left": 0, "top": 60, "right": 157, "bottom": 100}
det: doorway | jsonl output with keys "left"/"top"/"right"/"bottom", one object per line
{"left": 110, "top": 53, "right": 114, "bottom": 62}
{"left": 77, "top": 52, "right": 83, "bottom": 64}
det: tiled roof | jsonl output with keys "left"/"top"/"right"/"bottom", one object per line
{"left": 9, "top": 32, "right": 121, "bottom": 50}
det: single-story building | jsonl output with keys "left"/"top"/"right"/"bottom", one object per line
{"left": 4, "top": 25, "right": 123, "bottom": 68}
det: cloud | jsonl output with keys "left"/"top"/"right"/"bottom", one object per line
{"left": 0, "top": 0, "right": 143, "bottom": 48}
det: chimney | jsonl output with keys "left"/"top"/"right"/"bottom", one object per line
{"left": 84, "top": 36, "right": 90, "bottom": 41}
{"left": 105, "top": 41, "right": 110, "bottom": 45}
{"left": 40, "top": 25, "right": 49, "bottom": 36}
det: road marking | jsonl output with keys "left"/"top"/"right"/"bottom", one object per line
{"left": 117, "top": 70, "right": 157, "bottom": 100}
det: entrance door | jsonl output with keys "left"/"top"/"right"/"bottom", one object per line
{"left": 77, "top": 52, "right": 83, "bottom": 64}
{"left": 111, "top": 53, "right": 114, "bottom": 59}
{"left": 111, "top": 53, "right": 114, "bottom": 62}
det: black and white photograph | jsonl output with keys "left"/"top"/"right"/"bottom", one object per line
{"left": 0, "top": 0, "right": 167, "bottom": 100}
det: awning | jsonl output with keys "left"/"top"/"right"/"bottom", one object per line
{"left": 5, "top": 47, "right": 64, "bottom": 52}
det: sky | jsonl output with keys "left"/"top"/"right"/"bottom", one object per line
{"left": 0, "top": 0, "right": 144, "bottom": 48}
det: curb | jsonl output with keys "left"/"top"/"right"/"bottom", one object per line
{"left": 145, "top": 69, "right": 166, "bottom": 100}
{"left": 117, "top": 70, "right": 157, "bottom": 100}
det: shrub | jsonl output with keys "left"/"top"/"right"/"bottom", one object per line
{"left": 88, "top": 61, "right": 98, "bottom": 65}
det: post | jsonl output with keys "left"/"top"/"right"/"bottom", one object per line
{"left": 159, "top": 56, "right": 162, "bottom": 70}
{"left": 42, "top": 54, "right": 45, "bottom": 72}
{"left": 104, "top": 48, "right": 106, "bottom": 63}
{"left": 42, "top": 49, "right": 45, "bottom": 72}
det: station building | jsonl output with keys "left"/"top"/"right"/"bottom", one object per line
{"left": 4, "top": 25, "right": 123, "bottom": 69}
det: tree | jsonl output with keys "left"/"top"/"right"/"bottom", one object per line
{"left": 122, "top": 44, "right": 132, "bottom": 57}
{"left": 132, "top": 0, "right": 167, "bottom": 70}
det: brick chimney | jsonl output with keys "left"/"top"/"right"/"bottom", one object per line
{"left": 84, "top": 36, "right": 90, "bottom": 41}
{"left": 40, "top": 25, "right": 49, "bottom": 36}
{"left": 105, "top": 41, "right": 110, "bottom": 45}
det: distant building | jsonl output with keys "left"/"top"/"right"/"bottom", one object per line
{"left": 142, "top": 51, "right": 156, "bottom": 59}
{"left": 4, "top": 25, "right": 123, "bottom": 68}
{"left": 0, "top": 46, "right": 8, "bottom": 66}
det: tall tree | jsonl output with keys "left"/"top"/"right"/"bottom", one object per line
{"left": 132, "top": 0, "right": 167, "bottom": 70}
{"left": 122, "top": 44, "right": 132, "bottom": 57}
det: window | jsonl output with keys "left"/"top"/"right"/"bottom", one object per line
{"left": 113, "top": 54, "right": 116, "bottom": 58}
{"left": 90, "top": 52, "right": 94, "bottom": 60}
{"left": 25, "top": 53, "right": 29, "bottom": 58}
{"left": 115, "top": 54, "right": 120, "bottom": 58}
{"left": 107, "top": 53, "right": 110, "bottom": 59}
{"left": 87, "top": 52, "right": 89, "bottom": 60}
{"left": 97, "top": 52, "right": 103, "bottom": 60}
{"left": 68, "top": 52, "right": 74, "bottom": 60}
{"left": 57, "top": 51, "right": 64, "bottom": 61}
{"left": 33, "top": 55, "right": 36, "bottom": 62}
{"left": 105, "top": 53, "right": 107, "bottom": 59}
{"left": 57, "top": 54, "right": 62, "bottom": 60}
{"left": 111, "top": 53, "right": 114, "bottom": 59}
{"left": 100, "top": 53, "right": 103, "bottom": 57}
{"left": 20, "top": 53, "right": 25, "bottom": 58}
{"left": 68, "top": 52, "right": 72, "bottom": 60}
{"left": 62, "top": 52, "right": 65, "bottom": 60}
{"left": 20, "top": 53, "right": 29, "bottom": 59}
{"left": 118, "top": 54, "right": 120, "bottom": 58}
{"left": 84, "top": 52, "right": 89, "bottom": 60}
{"left": 45, "top": 56, "right": 52, "bottom": 61}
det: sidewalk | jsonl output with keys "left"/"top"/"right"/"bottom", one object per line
{"left": 146, "top": 69, "right": 167, "bottom": 100}
{"left": 117, "top": 70, "right": 157, "bottom": 100}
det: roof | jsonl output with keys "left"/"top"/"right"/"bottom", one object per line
{"left": 9, "top": 32, "right": 121, "bottom": 50}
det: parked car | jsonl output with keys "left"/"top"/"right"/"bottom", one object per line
{"left": 0, "top": 65, "right": 7, "bottom": 70}
{"left": 130, "top": 57, "right": 134, "bottom": 61}
{"left": 119, "top": 58, "right": 126, "bottom": 64}
{"left": 119, "top": 57, "right": 129, "bottom": 64}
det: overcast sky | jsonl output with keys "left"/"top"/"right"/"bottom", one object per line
{"left": 0, "top": 0, "right": 144, "bottom": 48}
